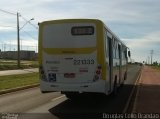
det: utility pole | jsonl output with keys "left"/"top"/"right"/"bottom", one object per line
{"left": 150, "top": 50, "right": 154, "bottom": 65}
{"left": 148, "top": 56, "right": 150, "bottom": 65}
{"left": 17, "top": 12, "right": 20, "bottom": 68}
{"left": 16, "top": 13, "right": 34, "bottom": 68}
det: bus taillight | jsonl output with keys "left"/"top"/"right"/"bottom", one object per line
{"left": 96, "top": 70, "right": 101, "bottom": 75}
{"left": 40, "top": 66, "right": 47, "bottom": 81}
{"left": 93, "top": 65, "right": 102, "bottom": 82}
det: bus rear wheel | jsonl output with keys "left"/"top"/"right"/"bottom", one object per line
{"left": 111, "top": 78, "right": 118, "bottom": 97}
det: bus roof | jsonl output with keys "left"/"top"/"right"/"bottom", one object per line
{"left": 39, "top": 19, "right": 103, "bottom": 26}
{"left": 39, "top": 18, "right": 127, "bottom": 48}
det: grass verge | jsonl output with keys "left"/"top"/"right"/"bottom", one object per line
{"left": 0, "top": 73, "right": 39, "bottom": 91}
{"left": 152, "top": 65, "right": 160, "bottom": 70}
{"left": 0, "top": 60, "right": 39, "bottom": 70}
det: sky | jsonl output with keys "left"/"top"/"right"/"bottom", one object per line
{"left": 0, "top": 0, "right": 160, "bottom": 63}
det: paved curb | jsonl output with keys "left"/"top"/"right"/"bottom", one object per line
{"left": 0, "top": 84, "right": 39, "bottom": 95}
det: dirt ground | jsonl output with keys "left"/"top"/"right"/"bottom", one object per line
{"left": 134, "top": 65, "right": 160, "bottom": 113}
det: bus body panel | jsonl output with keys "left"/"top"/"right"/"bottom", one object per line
{"left": 39, "top": 19, "right": 128, "bottom": 95}
{"left": 40, "top": 79, "right": 106, "bottom": 93}
{"left": 42, "top": 51, "right": 97, "bottom": 83}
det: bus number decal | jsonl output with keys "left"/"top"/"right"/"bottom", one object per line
{"left": 74, "top": 59, "right": 95, "bottom": 65}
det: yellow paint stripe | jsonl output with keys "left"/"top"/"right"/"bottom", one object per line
{"left": 96, "top": 21, "right": 106, "bottom": 80}
{"left": 43, "top": 47, "right": 97, "bottom": 54}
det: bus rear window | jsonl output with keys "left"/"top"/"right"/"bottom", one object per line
{"left": 71, "top": 26, "right": 94, "bottom": 35}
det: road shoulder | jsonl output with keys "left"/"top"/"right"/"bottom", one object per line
{"left": 133, "top": 65, "right": 160, "bottom": 113}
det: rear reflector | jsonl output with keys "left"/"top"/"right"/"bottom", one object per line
{"left": 93, "top": 65, "right": 102, "bottom": 82}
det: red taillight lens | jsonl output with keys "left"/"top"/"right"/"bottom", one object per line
{"left": 96, "top": 65, "right": 102, "bottom": 75}
{"left": 96, "top": 70, "right": 101, "bottom": 75}
{"left": 93, "top": 65, "right": 102, "bottom": 82}
{"left": 39, "top": 66, "right": 47, "bottom": 81}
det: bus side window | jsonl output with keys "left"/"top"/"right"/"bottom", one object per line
{"left": 123, "top": 47, "right": 127, "bottom": 59}
{"left": 105, "top": 31, "right": 108, "bottom": 57}
{"left": 112, "top": 38, "right": 116, "bottom": 59}
{"left": 115, "top": 40, "right": 118, "bottom": 59}
{"left": 122, "top": 48, "right": 124, "bottom": 59}
{"left": 116, "top": 43, "right": 119, "bottom": 59}
{"left": 118, "top": 44, "right": 121, "bottom": 59}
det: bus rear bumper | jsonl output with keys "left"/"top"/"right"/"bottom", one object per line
{"left": 40, "top": 80, "right": 107, "bottom": 94}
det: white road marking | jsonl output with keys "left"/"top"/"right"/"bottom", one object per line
{"left": 51, "top": 95, "right": 66, "bottom": 102}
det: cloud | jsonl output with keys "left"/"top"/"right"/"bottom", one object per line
{"left": 0, "top": 38, "right": 38, "bottom": 52}
{"left": 123, "top": 31, "right": 160, "bottom": 48}
{"left": 0, "top": 27, "right": 15, "bottom": 32}
{"left": 123, "top": 31, "right": 160, "bottom": 62}
{"left": 0, "top": 0, "right": 160, "bottom": 62}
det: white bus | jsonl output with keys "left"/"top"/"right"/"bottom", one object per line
{"left": 39, "top": 19, "right": 130, "bottom": 98}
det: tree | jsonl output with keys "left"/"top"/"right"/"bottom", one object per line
{"left": 153, "top": 61, "right": 158, "bottom": 66}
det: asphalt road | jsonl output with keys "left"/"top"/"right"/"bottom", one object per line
{"left": 0, "top": 64, "right": 141, "bottom": 119}
{"left": 0, "top": 87, "right": 64, "bottom": 119}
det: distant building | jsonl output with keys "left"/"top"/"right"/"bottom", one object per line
{"left": 0, "top": 50, "right": 37, "bottom": 60}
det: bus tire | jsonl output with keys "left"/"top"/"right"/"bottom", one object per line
{"left": 124, "top": 72, "right": 127, "bottom": 80}
{"left": 111, "top": 78, "right": 118, "bottom": 97}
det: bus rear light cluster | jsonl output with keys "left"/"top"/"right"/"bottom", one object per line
{"left": 96, "top": 70, "right": 101, "bottom": 75}
{"left": 93, "top": 65, "right": 102, "bottom": 82}
{"left": 39, "top": 66, "right": 47, "bottom": 81}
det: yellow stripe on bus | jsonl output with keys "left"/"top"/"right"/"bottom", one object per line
{"left": 96, "top": 22, "right": 106, "bottom": 80}
{"left": 43, "top": 47, "right": 97, "bottom": 54}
